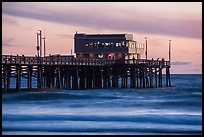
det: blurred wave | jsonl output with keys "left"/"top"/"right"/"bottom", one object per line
{"left": 2, "top": 74, "right": 202, "bottom": 135}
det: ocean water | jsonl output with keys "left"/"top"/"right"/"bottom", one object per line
{"left": 2, "top": 74, "right": 202, "bottom": 135}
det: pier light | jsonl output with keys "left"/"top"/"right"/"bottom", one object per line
{"left": 36, "top": 32, "right": 40, "bottom": 57}
{"left": 38, "top": 30, "right": 42, "bottom": 57}
{"left": 169, "top": 40, "right": 171, "bottom": 64}
{"left": 145, "top": 37, "right": 148, "bottom": 60}
{"left": 98, "top": 54, "right": 103, "bottom": 59}
{"left": 89, "top": 54, "right": 94, "bottom": 59}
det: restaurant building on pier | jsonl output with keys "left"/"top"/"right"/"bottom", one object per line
{"left": 74, "top": 33, "right": 145, "bottom": 60}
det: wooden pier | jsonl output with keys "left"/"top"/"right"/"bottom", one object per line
{"left": 2, "top": 55, "right": 171, "bottom": 92}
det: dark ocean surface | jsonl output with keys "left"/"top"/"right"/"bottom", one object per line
{"left": 2, "top": 74, "right": 202, "bottom": 135}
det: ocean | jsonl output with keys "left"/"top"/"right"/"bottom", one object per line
{"left": 2, "top": 74, "right": 202, "bottom": 135}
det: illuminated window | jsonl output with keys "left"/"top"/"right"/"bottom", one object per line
{"left": 90, "top": 54, "right": 94, "bottom": 58}
{"left": 102, "top": 43, "right": 104, "bottom": 47}
{"left": 126, "top": 42, "right": 129, "bottom": 48}
{"left": 93, "top": 43, "right": 96, "bottom": 47}
{"left": 108, "top": 54, "right": 112, "bottom": 59}
{"left": 131, "top": 43, "right": 134, "bottom": 48}
{"left": 98, "top": 54, "right": 103, "bottom": 58}
{"left": 122, "top": 41, "right": 125, "bottom": 46}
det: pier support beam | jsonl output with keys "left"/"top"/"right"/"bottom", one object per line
{"left": 56, "top": 66, "right": 62, "bottom": 89}
{"left": 86, "top": 66, "right": 92, "bottom": 89}
{"left": 155, "top": 67, "right": 158, "bottom": 88}
{"left": 158, "top": 68, "right": 162, "bottom": 87}
{"left": 46, "top": 66, "right": 51, "bottom": 88}
{"left": 130, "top": 67, "right": 136, "bottom": 88}
{"left": 124, "top": 69, "right": 128, "bottom": 88}
{"left": 91, "top": 67, "right": 95, "bottom": 88}
{"left": 136, "top": 68, "right": 139, "bottom": 88}
{"left": 37, "top": 65, "right": 42, "bottom": 89}
{"left": 71, "top": 66, "right": 79, "bottom": 90}
{"left": 149, "top": 67, "right": 153, "bottom": 88}
{"left": 3, "top": 65, "right": 8, "bottom": 92}
{"left": 112, "top": 67, "right": 116, "bottom": 88}
{"left": 145, "top": 67, "right": 149, "bottom": 88}
{"left": 107, "top": 67, "right": 111, "bottom": 87}
{"left": 27, "top": 65, "right": 32, "bottom": 89}
{"left": 79, "top": 66, "right": 86, "bottom": 89}
{"left": 3, "top": 65, "right": 11, "bottom": 92}
{"left": 94, "top": 67, "right": 102, "bottom": 88}
{"left": 102, "top": 67, "right": 109, "bottom": 88}
{"left": 51, "top": 66, "right": 55, "bottom": 88}
{"left": 65, "top": 66, "right": 71, "bottom": 89}
{"left": 16, "top": 65, "right": 21, "bottom": 91}
{"left": 166, "top": 67, "right": 171, "bottom": 87}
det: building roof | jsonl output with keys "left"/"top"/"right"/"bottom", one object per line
{"left": 74, "top": 33, "right": 133, "bottom": 41}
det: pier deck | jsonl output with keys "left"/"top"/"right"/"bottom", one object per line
{"left": 2, "top": 55, "right": 171, "bottom": 92}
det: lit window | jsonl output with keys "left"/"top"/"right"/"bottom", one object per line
{"left": 122, "top": 41, "right": 125, "bottom": 46}
{"left": 93, "top": 43, "right": 96, "bottom": 47}
{"left": 108, "top": 54, "right": 112, "bottom": 59}
{"left": 98, "top": 54, "right": 103, "bottom": 58}
{"left": 131, "top": 43, "right": 134, "bottom": 48}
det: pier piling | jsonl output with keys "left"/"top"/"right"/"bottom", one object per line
{"left": 2, "top": 55, "right": 171, "bottom": 92}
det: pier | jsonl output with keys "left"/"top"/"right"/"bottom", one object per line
{"left": 2, "top": 55, "right": 171, "bottom": 92}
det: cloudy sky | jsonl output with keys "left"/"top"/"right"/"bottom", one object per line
{"left": 2, "top": 2, "right": 202, "bottom": 74}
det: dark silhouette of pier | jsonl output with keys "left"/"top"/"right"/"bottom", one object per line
{"left": 2, "top": 55, "right": 171, "bottom": 92}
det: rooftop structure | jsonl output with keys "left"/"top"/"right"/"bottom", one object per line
{"left": 74, "top": 33, "right": 145, "bottom": 60}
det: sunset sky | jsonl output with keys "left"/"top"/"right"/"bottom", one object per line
{"left": 2, "top": 2, "right": 202, "bottom": 74}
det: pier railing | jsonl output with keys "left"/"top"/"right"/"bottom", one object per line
{"left": 2, "top": 55, "right": 170, "bottom": 67}
{"left": 2, "top": 55, "right": 172, "bottom": 92}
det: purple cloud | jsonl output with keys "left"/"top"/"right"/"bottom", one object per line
{"left": 171, "top": 61, "right": 192, "bottom": 65}
{"left": 55, "top": 34, "right": 73, "bottom": 39}
{"left": 2, "top": 2, "right": 202, "bottom": 39}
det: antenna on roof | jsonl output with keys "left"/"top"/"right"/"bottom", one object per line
{"left": 145, "top": 37, "right": 148, "bottom": 60}
{"left": 42, "top": 28, "right": 46, "bottom": 57}
{"left": 38, "top": 30, "right": 42, "bottom": 57}
{"left": 76, "top": 31, "right": 78, "bottom": 34}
